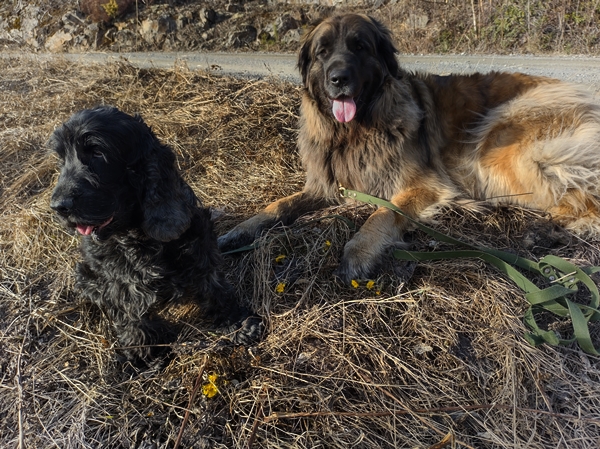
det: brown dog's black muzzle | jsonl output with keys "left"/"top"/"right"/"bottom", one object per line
{"left": 324, "top": 55, "right": 360, "bottom": 98}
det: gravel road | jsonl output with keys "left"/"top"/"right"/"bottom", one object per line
{"left": 8, "top": 51, "right": 600, "bottom": 89}
{"left": 23, "top": 51, "right": 600, "bottom": 89}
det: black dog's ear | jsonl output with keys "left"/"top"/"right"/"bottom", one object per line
{"left": 135, "top": 121, "right": 194, "bottom": 242}
{"left": 370, "top": 16, "right": 399, "bottom": 77}
{"left": 297, "top": 19, "right": 323, "bottom": 85}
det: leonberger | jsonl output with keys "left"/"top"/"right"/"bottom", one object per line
{"left": 219, "top": 13, "right": 600, "bottom": 282}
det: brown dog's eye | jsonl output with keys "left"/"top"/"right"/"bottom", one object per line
{"left": 353, "top": 38, "right": 367, "bottom": 51}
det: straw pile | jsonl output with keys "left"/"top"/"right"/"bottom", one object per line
{"left": 1, "top": 56, "right": 599, "bottom": 448}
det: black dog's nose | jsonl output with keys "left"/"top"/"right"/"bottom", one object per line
{"left": 50, "top": 196, "right": 74, "bottom": 216}
{"left": 329, "top": 68, "right": 350, "bottom": 87}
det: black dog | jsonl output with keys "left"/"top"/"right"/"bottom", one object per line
{"left": 49, "top": 106, "right": 261, "bottom": 363}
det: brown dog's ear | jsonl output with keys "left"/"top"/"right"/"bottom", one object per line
{"left": 297, "top": 18, "right": 324, "bottom": 85}
{"left": 370, "top": 16, "right": 399, "bottom": 77}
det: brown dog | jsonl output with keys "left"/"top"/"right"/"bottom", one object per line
{"left": 218, "top": 13, "right": 600, "bottom": 282}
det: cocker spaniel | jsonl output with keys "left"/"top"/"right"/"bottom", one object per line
{"left": 49, "top": 106, "right": 261, "bottom": 364}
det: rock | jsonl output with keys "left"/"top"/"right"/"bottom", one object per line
{"left": 84, "top": 23, "right": 104, "bottom": 50}
{"left": 175, "top": 10, "right": 193, "bottom": 29}
{"left": 140, "top": 15, "right": 176, "bottom": 46}
{"left": 45, "top": 30, "right": 73, "bottom": 53}
{"left": 62, "top": 11, "right": 86, "bottom": 35}
{"left": 275, "top": 14, "right": 299, "bottom": 36}
{"left": 199, "top": 8, "right": 217, "bottom": 28}
{"left": 407, "top": 13, "right": 428, "bottom": 30}
{"left": 112, "top": 29, "right": 137, "bottom": 49}
{"left": 227, "top": 24, "right": 257, "bottom": 48}
{"left": 62, "top": 11, "right": 86, "bottom": 27}
{"left": 226, "top": 3, "right": 244, "bottom": 13}
{"left": 140, "top": 19, "right": 158, "bottom": 44}
{"left": 281, "top": 28, "right": 301, "bottom": 44}
{"left": 0, "top": 5, "right": 42, "bottom": 48}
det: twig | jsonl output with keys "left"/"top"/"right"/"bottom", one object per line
{"left": 264, "top": 410, "right": 396, "bottom": 422}
{"left": 173, "top": 355, "right": 208, "bottom": 449}
{"left": 245, "top": 387, "right": 267, "bottom": 449}
{"left": 264, "top": 403, "right": 600, "bottom": 426}
{"left": 16, "top": 336, "right": 25, "bottom": 449}
{"left": 16, "top": 316, "right": 31, "bottom": 449}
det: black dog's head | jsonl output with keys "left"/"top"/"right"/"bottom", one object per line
{"left": 49, "top": 106, "right": 195, "bottom": 242}
{"left": 298, "top": 13, "right": 399, "bottom": 124}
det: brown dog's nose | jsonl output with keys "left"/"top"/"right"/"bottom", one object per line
{"left": 329, "top": 68, "right": 351, "bottom": 88}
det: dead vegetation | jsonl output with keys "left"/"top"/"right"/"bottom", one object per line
{"left": 1, "top": 56, "right": 600, "bottom": 448}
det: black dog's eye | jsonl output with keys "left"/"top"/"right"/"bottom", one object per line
{"left": 92, "top": 149, "right": 104, "bottom": 159}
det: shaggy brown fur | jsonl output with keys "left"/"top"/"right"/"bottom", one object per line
{"left": 218, "top": 13, "right": 600, "bottom": 282}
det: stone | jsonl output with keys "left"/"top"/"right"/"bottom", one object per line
{"left": 140, "top": 19, "right": 159, "bottom": 44}
{"left": 45, "top": 30, "right": 73, "bottom": 53}
{"left": 275, "top": 14, "right": 299, "bottom": 36}
{"left": 199, "top": 8, "right": 217, "bottom": 27}
{"left": 407, "top": 13, "right": 428, "bottom": 30}
{"left": 226, "top": 3, "right": 244, "bottom": 13}
{"left": 84, "top": 23, "right": 103, "bottom": 50}
{"left": 281, "top": 28, "right": 301, "bottom": 44}
{"left": 62, "top": 11, "right": 86, "bottom": 29}
{"left": 227, "top": 24, "right": 257, "bottom": 48}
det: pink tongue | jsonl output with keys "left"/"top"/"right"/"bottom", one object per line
{"left": 76, "top": 225, "right": 94, "bottom": 236}
{"left": 332, "top": 97, "right": 356, "bottom": 123}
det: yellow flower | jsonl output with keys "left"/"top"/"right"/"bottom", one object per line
{"left": 323, "top": 240, "right": 331, "bottom": 249}
{"left": 202, "top": 382, "right": 219, "bottom": 398}
{"left": 276, "top": 282, "right": 286, "bottom": 293}
{"left": 366, "top": 280, "right": 375, "bottom": 290}
{"left": 351, "top": 279, "right": 359, "bottom": 288}
{"left": 202, "top": 373, "right": 220, "bottom": 398}
{"left": 275, "top": 254, "right": 286, "bottom": 263}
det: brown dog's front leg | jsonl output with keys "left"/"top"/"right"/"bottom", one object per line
{"left": 218, "top": 191, "right": 332, "bottom": 251}
{"left": 335, "top": 180, "right": 455, "bottom": 282}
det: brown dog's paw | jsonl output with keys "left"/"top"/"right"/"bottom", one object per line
{"left": 334, "top": 232, "right": 387, "bottom": 283}
{"left": 218, "top": 214, "right": 276, "bottom": 253}
{"left": 217, "top": 227, "right": 254, "bottom": 252}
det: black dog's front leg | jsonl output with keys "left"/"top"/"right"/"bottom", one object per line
{"left": 198, "top": 270, "right": 263, "bottom": 345}
{"left": 108, "top": 312, "right": 176, "bottom": 363}
{"left": 76, "top": 262, "right": 175, "bottom": 363}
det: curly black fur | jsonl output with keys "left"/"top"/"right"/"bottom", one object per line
{"left": 49, "top": 106, "right": 261, "bottom": 363}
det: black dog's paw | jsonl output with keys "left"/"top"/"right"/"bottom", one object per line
{"left": 223, "top": 315, "right": 264, "bottom": 345}
{"left": 233, "top": 315, "right": 264, "bottom": 345}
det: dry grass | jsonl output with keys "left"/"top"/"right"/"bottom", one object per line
{"left": 1, "top": 55, "right": 600, "bottom": 449}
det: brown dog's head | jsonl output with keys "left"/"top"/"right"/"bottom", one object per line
{"left": 298, "top": 14, "right": 399, "bottom": 124}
